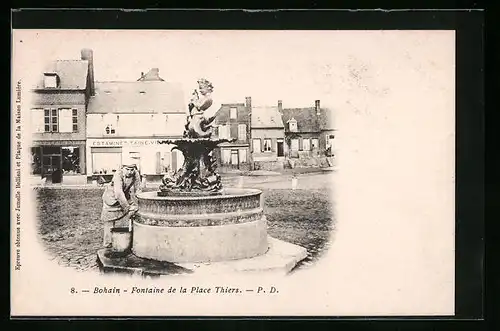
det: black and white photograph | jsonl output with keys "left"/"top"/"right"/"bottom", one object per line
{"left": 27, "top": 35, "right": 336, "bottom": 276}
{"left": 11, "top": 20, "right": 464, "bottom": 317}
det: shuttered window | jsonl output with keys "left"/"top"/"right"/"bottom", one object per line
{"left": 59, "top": 108, "right": 73, "bottom": 133}
{"left": 252, "top": 139, "right": 261, "bottom": 152}
{"left": 238, "top": 124, "right": 246, "bottom": 141}
{"left": 31, "top": 108, "right": 44, "bottom": 133}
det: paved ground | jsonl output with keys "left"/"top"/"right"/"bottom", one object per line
{"left": 34, "top": 171, "right": 335, "bottom": 274}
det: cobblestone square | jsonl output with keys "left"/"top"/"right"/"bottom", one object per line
{"left": 35, "top": 172, "right": 335, "bottom": 274}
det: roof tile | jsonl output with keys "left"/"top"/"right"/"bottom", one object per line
{"left": 281, "top": 107, "right": 320, "bottom": 133}
{"left": 87, "top": 81, "right": 186, "bottom": 114}
{"left": 31, "top": 92, "right": 86, "bottom": 105}
{"left": 251, "top": 106, "right": 284, "bottom": 128}
{"left": 34, "top": 60, "right": 89, "bottom": 90}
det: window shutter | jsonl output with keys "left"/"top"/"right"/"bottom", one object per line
{"left": 219, "top": 125, "right": 224, "bottom": 139}
{"left": 239, "top": 149, "right": 247, "bottom": 163}
{"left": 220, "top": 125, "right": 225, "bottom": 139}
{"left": 31, "top": 109, "right": 44, "bottom": 133}
{"left": 59, "top": 108, "right": 73, "bottom": 133}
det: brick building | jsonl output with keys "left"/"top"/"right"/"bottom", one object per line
{"left": 30, "top": 49, "right": 95, "bottom": 183}
{"left": 213, "top": 97, "right": 252, "bottom": 171}
{"left": 281, "top": 100, "right": 335, "bottom": 159}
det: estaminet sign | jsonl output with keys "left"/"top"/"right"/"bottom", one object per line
{"left": 89, "top": 139, "right": 173, "bottom": 147}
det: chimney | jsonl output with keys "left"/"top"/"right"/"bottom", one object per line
{"left": 81, "top": 48, "right": 95, "bottom": 96}
{"left": 245, "top": 96, "right": 252, "bottom": 109}
{"left": 315, "top": 100, "right": 321, "bottom": 115}
{"left": 138, "top": 68, "right": 163, "bottom": 81}
{"left": 278, "top": 100, "right": 283, "bottom": 113}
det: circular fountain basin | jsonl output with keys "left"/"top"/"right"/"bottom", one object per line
{"left": 132, "top": 189, "right": 269, "bottom": 263}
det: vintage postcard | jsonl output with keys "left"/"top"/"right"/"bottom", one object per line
{"left": 11, "top": 29, "right": 456, "bottom": 317}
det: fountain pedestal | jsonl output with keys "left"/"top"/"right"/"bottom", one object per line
{"left": 96, "top": 78, "right": 307, "bottom": 276}
{"left": 96, "top": 137, "right": 308, "bottom": 276}
{"left": 132, "top": 189, "right": 268, "bottom": 263}
{"left": 96, "top": 139, "right": 309, "bottom": 276}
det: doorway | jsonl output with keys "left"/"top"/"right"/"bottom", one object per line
{"left": 277, "top": 140, "right": 284, "bottom": 157}
{"left": 42, "top": 155, "right": 62, "bottom": 175}
{"left": 231, "top": 150, "right": 239, "bottom": 168}
{"left": 41, "top": 146, "right": 62, "bottom": 182}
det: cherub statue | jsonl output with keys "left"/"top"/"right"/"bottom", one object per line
{"left": 189, "top": 78, "right": 213, "bottom": 113}
{"left": 184, "top": 78, "right": 216, "bottom": 138}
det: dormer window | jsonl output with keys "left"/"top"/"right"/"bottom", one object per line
{"left": 44, "top": 73, "right": 58, "bottom": 88}
{"left": 288, "top": 118, "right": 298, "bottom": 132}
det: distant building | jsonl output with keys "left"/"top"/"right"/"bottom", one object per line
{"left": 85, "top": 68, "right": 187, "bottom": 176}
{"left": 213, "top": 97, "right": 252, "bottom": 171}
{"left": 250, "top": 102, "right": 286, "bottom": 171}
{"left": 281, "top": 100, "right": 334, "bottom": 159}
{"left": 318, "top": 101, "right": 336, "bottom": 157}
{"left": 30, "top": 49, "right": 94, "bottom": 182}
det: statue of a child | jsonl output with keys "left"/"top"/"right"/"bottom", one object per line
{"left": 184, "top": 78, "right": 216, "bottom": 138}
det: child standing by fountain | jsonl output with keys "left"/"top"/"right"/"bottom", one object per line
{"left": 100, "top": 160, "right": 142, "bottom": 248}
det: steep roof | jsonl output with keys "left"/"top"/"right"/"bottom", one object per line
{"left": 31, "top": 92, "right": 86, "bottom": 106}
{"left": 33, "top": 60, "right": 89, "bottom": 90}
{"left": 251, "top": 106, "right": 284, "bottom": 128}
{"left": 87, "top": 80, "right": 186, "bottom": 114}
{"left": 214, "top": 103, "right": 247, "bottom": 123}
{"left": 281, "top": 107, "right": 320, "bottom": 133}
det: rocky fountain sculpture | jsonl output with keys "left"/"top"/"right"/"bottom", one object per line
{"left": 97, "top": 79, "right": 307, "bottom": 276}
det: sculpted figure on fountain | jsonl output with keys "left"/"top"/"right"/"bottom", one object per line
{"left": 159, "top": 78, "right": 230, "bottom": 194}
{"left": 184, "top": 78, "right": 216, "bottom": 139}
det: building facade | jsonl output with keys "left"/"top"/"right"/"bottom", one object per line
{"left": 85, "top": 68, "right": 187, "bottom": 177}
{"left": 250, "top": 104, "right": 286, "bottom": 170}
{"left": 280, "top": 100, "right": 334, "bottom": 159}
{"left": 213, "top": 97, "right": 252, "bottom": 171}
{"left": 30, "top": 49, "right": 94, "bottom": 182}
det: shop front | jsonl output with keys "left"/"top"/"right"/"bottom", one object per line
{"left": 86, "top": 138, "right": 184, "bottom": 178}
{"left": 218, "top": 146, "right": 250, "bottom": 171}
{"left": 31, "top": 140, "right": 86, "bottom": 183}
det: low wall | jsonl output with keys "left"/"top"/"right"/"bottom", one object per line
{"left": 285, "top": 157, "right": 334, "bottom": 169}
{"left": 218, "top": 164, "right": 252, "bottom": 173}
{"left": 253, "top": 160, "right": 284, "bottom": 172}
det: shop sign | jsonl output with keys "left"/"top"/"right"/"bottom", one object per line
{"left": 89, "top": 139, "right": 173, "bottom": 147}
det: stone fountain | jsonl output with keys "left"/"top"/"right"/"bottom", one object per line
{"left": 97, "top": 79, "right": 307, "bottom": 276}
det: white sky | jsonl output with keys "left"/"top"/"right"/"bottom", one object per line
{"left": 13, "top": 29, "right": 454, "bottom": 117}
